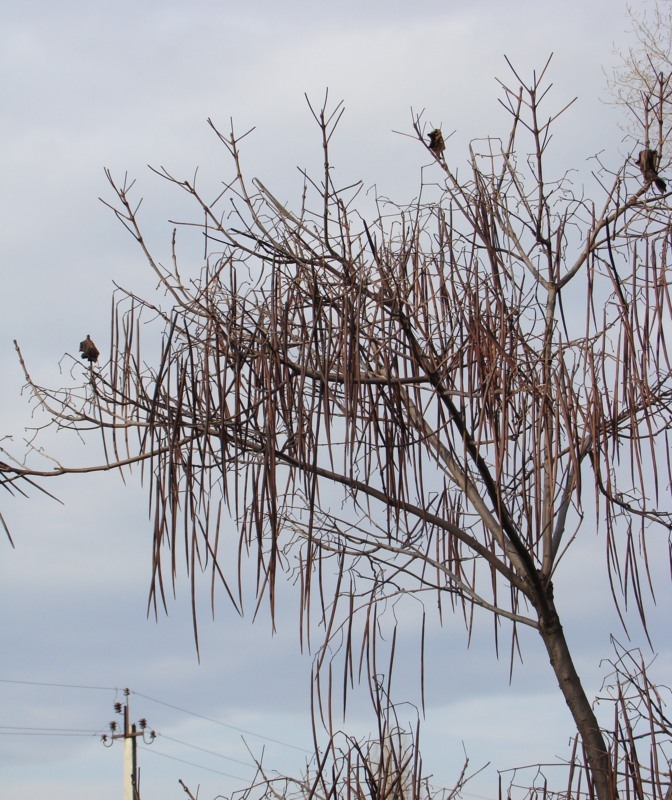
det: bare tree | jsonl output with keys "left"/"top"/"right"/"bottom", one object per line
{"left": 499, "top": 642, "right": 672, "bottom": 800}
{"left": 179, "top": 690, "right": 479, "bottom": 800}
{"left": 4, "top": 58, "right": 672, "bottom": 800}
{"left": 609, "top": 1, "right": 672, "bottom": 150}
{"left": 596, "top": 643, "right": 672, "bottom": 800}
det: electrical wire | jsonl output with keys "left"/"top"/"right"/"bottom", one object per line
{"left": 0, "top": 726, "right": 100, "bottom": 734}
{"left": 132, "top": 690, "right": 312, "bottom": 753}
{"left": 138, "top": 744, "right": 253, "bottom": 782}
{"left": 0, "top": 731, "right": 98, "bottom": 737}
{"left": 158, "top": 733, "right": 256, "bottom": 767}
{"left": 0, "top": 679, "right": 311, "bottom": 760}
{"left": 0, "top": 680, "right": 488, "bottom": 798}
{"left": 0, "top": 679, "right": 309, "bottom": 754}
{"left": 0, "top": 678, "right": 117, "bottom": 691}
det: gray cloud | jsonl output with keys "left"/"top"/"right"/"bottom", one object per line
{"left": 2, "top": 1, "right": 669, "bottom": 798}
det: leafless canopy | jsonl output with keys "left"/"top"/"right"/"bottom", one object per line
{"left": 5, "top": 60, "right": 672, "bottom": 799}
{"left": 213, "top": 687, "right": 479, "bottom": 800}
{"left": 609, "top": 0, "right": 672, "bottom": 150}
{"left": 500, "top": 642, "right": 672, "bottom": 800}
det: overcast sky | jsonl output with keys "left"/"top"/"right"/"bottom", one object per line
{"left": 1, "top": 1, "right": 671, "bottom": 799}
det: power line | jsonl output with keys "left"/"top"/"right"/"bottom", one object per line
{"left": 139, "top": 744, "right": 253, "bottom": 782}
{"left": 0, "top": 731, "right": 100, "bottom": 739}
{"left": 0, "top": 679, "right": 312, "bottom": 758}
{"left": 0, "top": 731, "right": 98, "bottom": 737}
{"left": 0, "top": 725, "right": 100, "bottom": 733}
{"left": 158, "top": 733, "right": 256, "bottom": 768}
{"left": 0, "top": 681, "right": 483, "bottom": 797}
{"left": 0, "top": 678, "right": 117, "bottom": 691}
{"left": 132, "top": 691, "right": 312, "bottom": 754}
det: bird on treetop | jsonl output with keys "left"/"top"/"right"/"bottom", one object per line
{"left": 428, "top": 128, "right": 446, "bottom": 158}
{"left": 80, "top": 335, "right": 99, "bottom": 363}
{"left": 637, "top": 148, "right": 666, "bottom": 193}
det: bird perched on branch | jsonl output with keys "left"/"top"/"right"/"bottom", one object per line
{"left": 428, "top": 128, "right": 446, "bottom": 158}
{"left": 79, "top": 335, "right": 99, "bottom": 363}
{"left": 637, "top": 148, "right": 666, "bottom": 193}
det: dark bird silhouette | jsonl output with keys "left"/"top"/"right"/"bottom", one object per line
{"left": 428, "top": 128, "right": 446, "bottom": 158}
{"left": 637, "top": 148, "right": 666, "bottom": 193}
{"left": 79, "top": 335, "right": 99, "bottom": 363}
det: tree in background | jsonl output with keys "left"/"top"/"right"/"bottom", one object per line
{"left": 609, "top": 0, "right": 672, "bottom": 149}
{"left": 199, "top": 687, "right": 477, "bottom": 800}
{"left": 3, "top": 52, "right": 672, "bottom": 800}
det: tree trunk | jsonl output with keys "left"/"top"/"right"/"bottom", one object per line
{"left": 534, "top": 585, "right": 616, "bottom": 800}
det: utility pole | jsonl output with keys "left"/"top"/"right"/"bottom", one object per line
{"left": 102, "top": 688, "right": 155, "bottom": 800}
